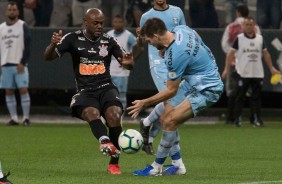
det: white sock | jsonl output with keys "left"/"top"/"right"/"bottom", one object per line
{"left": 152, "top": 161, "right": 162, "bottom": 171}
{"left": 172, "top": 158, "right": 184, "bottom": 167}
{"left": 0, "top": 162, "right": 3, "bottom": 178}
{"left": 143, "top": 117, "right": 151, "bottom": 127}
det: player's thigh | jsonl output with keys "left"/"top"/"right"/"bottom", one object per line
{"left": 161, "top": 99, "right": 193, "bottom": 130}
{"left": 15, "top": 67, "right": 29, "bottom": 88}
{"left": 0, "top": 66, "right": 17, "bottom": 89}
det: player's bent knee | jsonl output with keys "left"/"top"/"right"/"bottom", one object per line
{"left": 82, "top": 107, "right": 100, "bottom": 122}
{"left": 160, "top": 115, "right": 178, "bottom": 131}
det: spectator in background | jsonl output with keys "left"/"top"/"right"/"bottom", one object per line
{"left": 107, "top": 15, "right": 138, "bottom": 113}
{"left": 0, "top": 0, "right": 9, "bottom": 23}
{"left": 221, "top": 4, "right": 261, "bottom": 124}
{"left": 72, "top": 0, "right": 101, "bottom": 27}
{"left": 225, "top": 17, "right": 280, "bottom": 127}
{"left": 101, "top": 0, "right": 124, "bottom": 27}
{"left": 14, "top": 0, "right": 24, "bottom": 20}
{"left": 49, "top": 0, "right": 72, "bottom": 27}
{"left": 167, "top": 0, "right": 185, "bottom": 10}
{"left": 126, "top": 0, "right": 153, "bottom": 27}
{"left": 189, "top": 0, "right": 219, "bottom": 28}
{"left": 223, "top": 0, "right": 247, "bottom": 26}
{"left": 33, "top": 0, "right": 53, "bottom": 26}
{"left": 0, "top": 1, "right": 31, "bottom": 126}
{"left": 256, "top": 0, "right": 282, "bottom": 29}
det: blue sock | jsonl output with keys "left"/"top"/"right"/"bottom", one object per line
{"left": 148, "top": 102, "right": 164, "bottom": 123}
{"left": 21, "top": 93, "right": 30, "bottom": 120}
{"left": 155, "top": 130, "right": 177, "bottom": 164}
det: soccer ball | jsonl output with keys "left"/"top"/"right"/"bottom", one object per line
{"left": 118, "top": 129, "right": 144, "bottom": 154}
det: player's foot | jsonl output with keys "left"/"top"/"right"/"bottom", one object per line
{"left": 100, "top": 141, "right": 120, "bottom": 158}
{"left": 23, "top": 119, "right": 30, "bottom": 126}
{"left": 0, "top": 172, "right": 13, "bottom": 184}
{"left": 108, "top": 164, "right": 121, "bottom": 175}
{"left": 142, "top": 143, "right": 154, "bottom": 155}
{"left": 133, "top": 165, "right": 162, "bottom": 176}
{"left": 6, "top": 120, "right": 19, "bottom": 126}
{"left": 162, "top": 165, "right": 186, "bottom": 175}
{"left": 140, "top": 119, "right": 150, "bottom": 144}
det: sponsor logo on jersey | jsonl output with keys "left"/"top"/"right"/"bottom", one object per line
{"left": 88, "top": 48, "right": 96, "bottom": 53}
{"left": 100, "top": 40, "right": 109, "bottom": 44}
{"left": 79, "top": 63, "right": 106, "bottom": 75}
{"left": 78, "top": 36, "right": 85, "bottom": 41}
{"left": 168, "top": 72, "right": 176, "bottom": 78}
{"left": 98, "top": 45, "right": 108, "bottom": 57}
{"left": 173, "top": 18, "right": 179, "bottom": 25}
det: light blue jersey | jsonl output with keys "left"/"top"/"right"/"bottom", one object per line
{"left": 165, "top": 25, "right": 224, "bottom": 115}
{"left": 140, "top": 5, "right": 186, "bottom": 93}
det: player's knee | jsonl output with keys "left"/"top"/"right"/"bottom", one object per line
{"left": 104, "top": 107, "right": 122, "bottom": 127}
{"left": 160, "top": 114, "right": 177, "bottom": 131}
{"left": 81, "top": 107, "right": 100, "bottom": 122}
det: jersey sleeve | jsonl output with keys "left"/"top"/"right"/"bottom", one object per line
{"left": 166, "top": 49, "right": 186, "bottom": 81}
{"left": 55, "top": 32, "right": 73, "bottom": 57}
{"left": 178, "top": 8, "right": 186, "bottom": 25}
{"left": 22, "top": 23, "right": 31, "bottom": 65}
{"left": 110, "top": 37, "right": 123, "bottom": 64}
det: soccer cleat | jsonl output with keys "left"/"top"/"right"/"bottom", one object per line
{"left": 162, "top": 165, "right": 186, "bottom": 175}
{"left": 23, "top": 119, "right": 30, "bottom": 126}
{"left": 108, "top": 164, "right": 121, "bottom": 175}
{"left": 100, "top": 142, "right": 120, "bottom": 158}
{"left": 0, "top": 172, "right": 13, "bottom": 184}
{"left": 139, "top": 119, "right": 150, "bottom": 144}
{"left": 250, "top": 115, "right": 263, "bottom": 127}
{"left": 142, "top": 143, "right": 154, "bottom": 155}
{"left": 133, "top": 165, "right": 161, "bottom": 176}
{"left": 6, "top": 120, "right": 19, "bottom": 126}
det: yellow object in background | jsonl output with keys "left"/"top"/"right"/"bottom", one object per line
{"left": 270, "top": 73, "right": 282, "bottom": 85}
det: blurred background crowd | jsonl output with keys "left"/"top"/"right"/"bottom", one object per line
{"left": 0, "top": 0, "right": 282, "bottom": 29}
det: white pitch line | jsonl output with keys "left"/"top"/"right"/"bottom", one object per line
{"left": 239, "top": 180, "right": 282, "bottom": 184}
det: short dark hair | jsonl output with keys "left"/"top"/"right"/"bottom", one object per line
{"left": 140, "top": 18, "right": 167, "bottom": 38}
{"left": 8, "top": 1, "right": 17, "bottom": 6}
{"left": 236, "top": 4, "right": 249, "bottom": 18}
{"left": 113, "top": 14, "right": 124, "bottom": 20}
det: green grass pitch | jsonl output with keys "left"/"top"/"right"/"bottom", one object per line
{"left": 1, "top": 121, "right": 282, "bottom": 184}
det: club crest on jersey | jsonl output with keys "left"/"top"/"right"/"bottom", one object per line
{"left": 98, "top": 45, "right": 108, "bottom": 57}
{"left": 173, "top": 18, "right": 179, "bottom": 25}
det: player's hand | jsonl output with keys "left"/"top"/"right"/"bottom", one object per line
{"left": 17, "top": 63, "right": 24, "bottom": 73}
{"left": 120, "top": 53, "right": 134, "bottom": 70}
{"left": 51, "top": 30, "right": 62, "bottom": 45}
{"left": 270, "top": 66, "right": 281, "bottom": 75}
{"left": 127, "top": 100, "right": 145, "bottom": 119}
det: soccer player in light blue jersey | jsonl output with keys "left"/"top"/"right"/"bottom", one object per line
{"left": 137, "top": 0, "right": 186, "bottom": 156}
{"left": 128, "top": 18, "right": 224, "bottom": 176}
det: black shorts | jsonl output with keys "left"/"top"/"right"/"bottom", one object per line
{"left": 70, "top": 87, "right": 123, "bottom": 119}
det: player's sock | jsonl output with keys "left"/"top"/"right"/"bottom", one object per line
{"left": 0, "top": 161, "right": 3, "bottom": 178}
{"left": 109, "top": 126, "right": 122, "bottom": 164}
{"left": 155, "top": 130, "right": 177, "bottom": 164}
{"left": 88, "top": 119, "right": 110, "bottom": 142}
{"left": 5, "top": 95, "right": 18, "bottom": 122}
{"left": 21, "top": 93, "right": 30, "bottom": 120}
{"left": 143, "top": 102, "right": 164, "bottom": 127}
{"left": 149, "top": 120, "right": 161, "bottom": 140}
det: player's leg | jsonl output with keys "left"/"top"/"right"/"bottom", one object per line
{"left": 16, "top": 66, "right": 30, "bottom": 126}
{"left": 0, "top": 161, "right": 12, "bottom": 184}
{"left": 102, "top": 88, "right": 124, "bottom": 174}
{"left": 70, "top": 91, "right": 117, "bottom": 158}
{"left": 1, "top": 66, "right": 19, "bottom": 125}
{"left": 249, "top": 78, "right": 263, "bottom": 126}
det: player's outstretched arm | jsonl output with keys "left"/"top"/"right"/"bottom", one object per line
{"left": 44, "top": 30, "right": 62, "bottom": 61}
